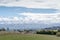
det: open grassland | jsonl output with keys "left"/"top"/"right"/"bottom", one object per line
{"left": 0, "top": 32, "right": 60, "bottom": 40}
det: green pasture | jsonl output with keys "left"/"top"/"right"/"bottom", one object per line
{"left": 0, "top": 32, "right": 60, "bottom": 40}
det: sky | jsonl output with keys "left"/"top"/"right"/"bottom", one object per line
{"left": 0, "top": 0, "right": 60, "bottom": 29}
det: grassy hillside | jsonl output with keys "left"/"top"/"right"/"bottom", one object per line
{"left": 0, "top": 32, "right": 60, "bottom": 40}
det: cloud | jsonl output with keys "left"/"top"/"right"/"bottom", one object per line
{"left": 18, "top": 13, "right": 60, "bottom": 24}
{"left": 0, "top": 0, "right": 59, "bottom": 9}
{"left": 0, "top": 0, "right": 17, "bottom": 3}
{"left": 0, "top": 17, "right": 20, "bottom": 24}
{"left": 0, "top": 12, "right": 60, "bottom": 24}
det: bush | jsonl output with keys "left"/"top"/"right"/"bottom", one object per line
{"left": 56, "top": 32, "right": 60, "bottom": 37}
{"left": 36, "top": 30, "right": 51, "bottom": 35}
{"left": 36, "top": 30, "right": 57, "bottom": 35}
{"left": 58, "top": 30, "right": 60, "bottom": 32}
{"left": 0, "top": 28, "right": 6, "bottom": 31}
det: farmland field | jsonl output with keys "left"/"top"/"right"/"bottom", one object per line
{"left": 0, "top": 32, "right": 60, "bottom": 40}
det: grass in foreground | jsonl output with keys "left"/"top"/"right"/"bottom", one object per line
{"left": 0, "top": 32, "right": 60, "bottom": 40}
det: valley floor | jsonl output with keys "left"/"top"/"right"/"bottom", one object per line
{"left": 0, "top": 32, "right": 60, "bottom": 40}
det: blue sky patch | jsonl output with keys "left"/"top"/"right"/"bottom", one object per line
{"left": 0, "top": 6, "right": 58, "bottom": 17}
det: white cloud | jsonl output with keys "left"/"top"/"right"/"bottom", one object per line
{"left": 0, "top": 0, "right": 59, "bottom": 9}
{"left": 0, "top": 0, "right": 17, "bottom": 3}
{"left": 0, "top": 13, "right": 60, "bottom": 24}
{"left": 19, "top": 13, "right": 60, "bottom": 23}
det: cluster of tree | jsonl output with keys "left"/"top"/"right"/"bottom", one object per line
{"left": 0, "top": 28, "right": 6, "bottom": 31}
{"left": 36, "top": 30, "right": 58, "bottom": 35}
{"left": 0, "top": 27, "right": 36, "bottom": 34}
{"left": 17, "top": 29, "right": 36, "bottom": 34}
{"left": 36, "top": 29, "right": 60, "bottom": 37}
{"left": 56, "top": 30, "right": 60, "bottom": 37}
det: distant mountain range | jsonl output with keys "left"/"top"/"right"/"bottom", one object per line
{"left": 0, "top": 23, "right": 47, "bottom": 30}
{"left": 0, "top": 23, "right": 60, "bottom": 30}
{"left": 43, "top": 26, "right": 60, "bottom": 30}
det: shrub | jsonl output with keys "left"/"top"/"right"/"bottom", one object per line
{"left": 56, "top": 32, "right": 60, "bottom": 37}
{"left": 0, "top": 28, "right": 6, "bottom": 31}
{"left": 36, "top": 30, "right": 57, "bottom": 35}
{"left": 58, "top": 30, "right": 60, "bottom": 32}
{"left": 36, "top": 30, "right": 52, "bottom": 35}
